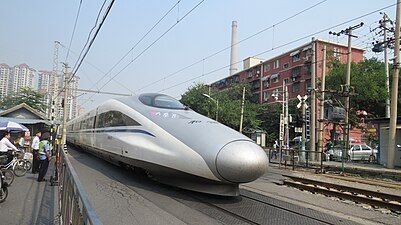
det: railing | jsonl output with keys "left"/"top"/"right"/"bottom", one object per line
{"left": 268, "top": 148, "right": 325, "bottom": 172}
{"left": 55, "top": 145, "right": 103, "bottom": 225}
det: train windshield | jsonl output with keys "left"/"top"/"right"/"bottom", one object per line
{"left": 139, "top": 94, "right": 186, "bottom": 110}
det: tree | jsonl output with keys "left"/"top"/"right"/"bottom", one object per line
{"left": 0, "top": 87, "right": 46, "bottom": 112}
{"left": 325, "top": 58, "right": 397, "bottom": 120}
{"left": 180, "top": 83, "right": 266, "bottom": 131}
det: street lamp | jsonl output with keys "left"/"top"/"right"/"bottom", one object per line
{"left": 202, "top": 93, "right": 219, "bottom": 121}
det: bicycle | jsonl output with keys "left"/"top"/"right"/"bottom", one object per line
{"left": 0, "top": 151, "right": 27, "bottom": 177}
{"left": 16, "top": 149, "right": 32, "bottom": 171}
{"left": 0, "top": 170, "right": 9, "bottom": 203}
{"left": 0, "top": 155, "right": 15, "bottom": 185}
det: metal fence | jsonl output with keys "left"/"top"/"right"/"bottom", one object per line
{"left": 55, "top": 145, "right": 103, "bottom": 225}
{"left": 268, "top": 148, "right": 325, "bottom": 172}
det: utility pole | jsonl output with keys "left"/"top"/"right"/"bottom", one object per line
{"left": 259, "top": 64, "right": 264, "bottom": 104}
{"left": 285, "top": 83, "right": 289, "bottom": 150}
{"left": 61, "top": 63, "right": 69, "bottom": 146}
{"left": 387, "top": 0, "right": 401, "bottom": 169}
{"left": 239, "top": 87, "right": 246, "bottom": 133}
{"left": 329, "top": 22, "right": 363, "bottom": 167}
{"left": 318, "top": 45, "right": 327, "bottom": 158}
{"left": 297, "top": 95, "right": 308, "bottom": 161}
{"left": 310, "top": 37, "right": 317, "bottom": 161}
{"left": 208, "top": 85, "right": 211, "bottom": 117}
{"left": 382, "top": 13, "right": 391, "bottom": 118}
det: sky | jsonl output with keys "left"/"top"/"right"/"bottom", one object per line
{"left": 0, "top": 0, "right": 397, "bottom": 111}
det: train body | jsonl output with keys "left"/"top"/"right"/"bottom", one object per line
{"left": 67, "top": 93, "right": 268, "bottom": 196}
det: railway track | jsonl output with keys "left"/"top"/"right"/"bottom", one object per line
{"left": 186, "top": 189, "right": 359, "bottom": 225}
{"left": 282, "top": 174, "right": 401, "bottom": 213}
{"left": 322, "top": 174, "right": 401, "bottom": 190}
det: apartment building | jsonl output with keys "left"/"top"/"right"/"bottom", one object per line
{"left": 212, "top": 39, "right": 364, "bottom": 103}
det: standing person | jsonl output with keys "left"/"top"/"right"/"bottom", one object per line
{"left": 18, "top": 134, "right": 25, "bottom": 151}
{"left": 37, "top": 132, "right": 51, "bottom": 182}
{"left": 0, "top": 131, "right": 19, "bottom": 164}
{"left": 31, "top": 131, "right": 41, "bottom": 174}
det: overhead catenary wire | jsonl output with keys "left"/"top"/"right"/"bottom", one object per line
{"left": 136, "top": 0, "right": 329, "bottom": 92}
{"left": 58, "top": 42, "right": 134, "bottom": 94}
{"left": 159, "top": 3, "right": 397, "bottom": 93}
{"left": 65, "top": 0, "right": 83, "bottom": 62}
{"left": 87, "top": 0, "right": 182, "bottom": 92}
{"left": 58, "top": 0, "right": 116, "bottom": 97}
{"left": 79, "top": 0, "right": 206, "bottom": 108}
{"left": 97, "top": 0, "right": 206, "bottom": 92}
{"left": 70, "top": 0, "right": 108, "bottom": 73}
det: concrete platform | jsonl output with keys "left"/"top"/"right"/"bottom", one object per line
{"left": 0, "top": 163, "right": 58, "bottom": 225}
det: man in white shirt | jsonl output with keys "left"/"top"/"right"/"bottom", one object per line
{"left": 31, "top": 131, "right": 41, "bottom": 174}
{"left": 0, "top": 131, "right": 19, "bottom": 165}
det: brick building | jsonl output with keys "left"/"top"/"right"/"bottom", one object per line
{"left": 212, "top": 39, "right": 364, "bottom": 103}
{"left": 211, "top": 38, "right": 365, "bottom": 146}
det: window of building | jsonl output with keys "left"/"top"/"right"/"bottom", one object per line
{"left": 305, "top": 64, "right": 312, "bottom": 75}
{"left": 333, "top": 47, "right": 340, "bottom": 59}
{"left": 283, "top": 63, "right": 289, "bottom": 69}
{"left": 263, "top": 80, "right": 269, "bottom": 87}
{"left": 283, "top": 78, "right": 289, "bottom": 85}
{"left": 292, "top": 82, "right": 300, "bottom": 93}
{"left": 263, "top": 63, "right": 270, "bottom": 72}
{"left": 273, "top": 59, "right": 280, "bottom": 69}
{"left": 271, "top": 74, "right": 279, "bottom": 83}
{"left": 272, "top": 88, "right": 279, "bottom": 99}
{"left": 291, "top": 66, "right": 301, "bottom": 80}
{"left": 305, "top": 79, "right": 311, "bottom": 91}
{"left": 292, "top": 53, "right": 300, "bottom": 62}
{"left": 248, "top": 70, "right": 253, "bottom": 78}
{"left": 263, "top": 91, "right": 269, "bottom": 101}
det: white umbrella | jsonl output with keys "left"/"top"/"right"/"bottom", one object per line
{"left": 0, "top": 121, "right": 29, "bottom": 132}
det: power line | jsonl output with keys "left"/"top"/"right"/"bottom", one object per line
{"left": 97, "top": 0, "right": 206, "bottom": 92}
{"left": 58, "top": 0, "right": 115, "bottom": 97}
{"left": 70, "top": 0, "right": 114, "bottom": 81}
{"left": 58, "top": 42, "right": 134, "bottom": 94}
{"left": 65, "top": 0, "right": 83, "bottom": 62}
{"left": 70, "top": 0, "right": 108, "bottom": 72}
{"left": 159, "top": 3, "right": 396, "bottom": 93}
{"left": 79, "top": 0, "right": 205, "bottom": 108}
{"left": 87, "top": 0, "right": 182, "bottom": 92}
{"left": 136, "top": 0, "right": 329, "bottom": 92}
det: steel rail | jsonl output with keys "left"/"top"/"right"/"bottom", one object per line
{"left": 322, "top": 174, "right": 401, "bottom": 190}
{"left": 283, "top": 175, "right": 401, "bottom": 212}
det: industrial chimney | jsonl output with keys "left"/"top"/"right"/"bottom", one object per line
{"left": 229, "top": 21, "right": 238, "bottom": 76}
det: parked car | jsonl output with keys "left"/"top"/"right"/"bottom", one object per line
{"left": 327, "top": 144, "right": 377, "bottom": 162}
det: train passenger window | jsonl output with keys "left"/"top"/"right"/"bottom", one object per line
{"left": 95, "top": 111, "right": 140, "bottom": 128}
{"left": 96, "top": 113, "right": 105, "bottom": 128}
{"left": 139, "top": 94, "right": 186, "bottom": 110}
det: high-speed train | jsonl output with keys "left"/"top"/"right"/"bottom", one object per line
{"left": 67, "top": 93, "right": 268, "bottom": 196}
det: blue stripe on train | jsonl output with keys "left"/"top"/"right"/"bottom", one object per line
{"left": 68, "top": 128, "right": 155, "bottom": 137}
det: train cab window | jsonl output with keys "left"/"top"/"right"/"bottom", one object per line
{"left": 95, "top": 111, "right": 140, "bottom": 128}
{"left": 139, "top": 94, "right": 186, "bottom": 110}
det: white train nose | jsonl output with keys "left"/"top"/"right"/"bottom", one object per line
{"left": 216, "top": 141, "right": 268, "bottom": 183}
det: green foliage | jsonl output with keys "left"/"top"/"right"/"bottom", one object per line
{"left": 0, "top": 87, "right": 46, "bottom": 112}
{"left": 180, "top": 83, "right": 266, "bottom": 131}
{"left": 325, "top": 58, "right": 394, "bottom": 119}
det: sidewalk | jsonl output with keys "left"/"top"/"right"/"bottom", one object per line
{"left": 0, "top": 163, "right": 58, "bottom": 225}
